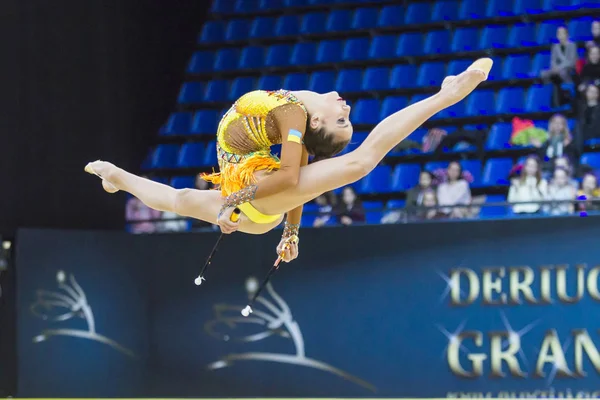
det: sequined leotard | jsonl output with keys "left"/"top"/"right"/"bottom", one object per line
{"left": 202, "top": 90, "right": 307, "bottom": 196}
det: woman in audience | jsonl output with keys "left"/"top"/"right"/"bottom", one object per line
{"left": 577, "top": 84, "right": 600, "bottom": 153}
{"left": 335, "top": 186, "right": 365, "bottom": 226}
{"left": 405, "top": 170, "right": 435, "bottom": 211}
{"left": 508, "top": 156, "right": 548, "bottom": 214}
{"left": 539, "top": 114, "right": 576, "bottom": 165}
{"left": 577, "top": 173, "right": 600, "bottom": 212}
{"left": 578, "top": 46, "right": 600, "bottom": 93}
{"left": 544, "top": 167, "right": 576, "bottom": 216}
{"left": 312, "top": 192, "right": 336, "bottom": 228}
{"left": 437, "top": 161, "right": 471, "bottom": 219}
{"left": 586, "top": 21, "right": 600, "bottom": 49}
{"left": 541, "top": 27, "right": 577, "bottom": 84}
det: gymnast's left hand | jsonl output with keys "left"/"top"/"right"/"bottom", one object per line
{"left": 276, "top": 237, "right": 299, "bottom": 263}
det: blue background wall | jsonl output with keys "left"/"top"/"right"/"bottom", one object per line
{"left": 15, "top": 217, "right": 600, "bottom": 397}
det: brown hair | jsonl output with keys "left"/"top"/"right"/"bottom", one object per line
{"left": 304, "top": 120, "right": 350, "bottom": 163}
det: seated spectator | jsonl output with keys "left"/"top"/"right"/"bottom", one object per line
{"left": 405, "top": 171, "right": 435, "bottom": 211}
{"left": 508, "top": 156, "right": 548, "bottom": 214}
{"left": 586, "top": 20, "right": 600, "bottom": 49}
{"left": 577, "top": 173, "right": 600, "bottom": 212}
{"left": 313, "top": 192, "right": 336, "bottom": 228}
{"left": 417, "top": 190, "right": 446, "bottom": 221}
{"left": 436, "top": 161, "right": 472, "bottom": 219}
{"left": 335, "top": 186, "right": 365, "bottom": 226}
{"left": 539, "top": 114, "right": 577, "bottom": 165}
{"left": 550, "top": 155, "right": 579, "bottom": 189}
{"left": 577, "top": 84, "right": 600, "bottom": 152}
{"left": 158, "top": 211, "right": 189, "bottom": 233}
{"left": 578, "top": 46, "right": 600, "bottom": 93}
{"left": 541, "top": 27, "right": 577, "bottom": 84}
{"left": 125, "top": 196, "right": 161, "bottom": 234}
{"left": 544, "top": 167, "right": 576, "bottom": 215}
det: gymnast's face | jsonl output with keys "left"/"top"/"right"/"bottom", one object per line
{"left": 313, "top": 91, "right": 353, "bottom": 142}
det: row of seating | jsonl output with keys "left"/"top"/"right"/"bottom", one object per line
{"left": 202, "top": 10, "right": 595, "bottom": 44}
{"left": 211, "top": 0, "right": 598, "bottom": 18}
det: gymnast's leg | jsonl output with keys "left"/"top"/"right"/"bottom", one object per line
{"left": 253, "top": 62, "right": 491, "bottom": 215}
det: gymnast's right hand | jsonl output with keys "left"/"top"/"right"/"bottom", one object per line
{"left": 217, "top": 206, "right": 240, "bottom": 234}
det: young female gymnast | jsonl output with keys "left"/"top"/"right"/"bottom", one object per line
{"left": 85, "top": 58, "right": 492, "bottom": 263}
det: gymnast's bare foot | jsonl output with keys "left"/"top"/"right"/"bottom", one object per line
{"left": 84, "top": 160, "right": 120, "bottom": 193}
{"left": 439, "top": 58, "right": 492, "bottom": 106}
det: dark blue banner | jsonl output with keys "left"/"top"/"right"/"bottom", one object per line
{"left": 15, "top": 217, "right": 600, "bottom": 398}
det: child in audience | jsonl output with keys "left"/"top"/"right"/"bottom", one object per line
{"left": 418, "top": 190, "right": 446, "bottom": 221}
{"left": 544, "top": 167, "right": 576, "bottom": 216}
{"left": 508, "top": 156, "right": 548, "bottom": 214}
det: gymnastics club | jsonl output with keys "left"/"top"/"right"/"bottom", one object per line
{"left": 241, "top": 236, "right": 296, "bottom": 317}
{"left": 194, "top": 208, "right": 241, "bottom": 286}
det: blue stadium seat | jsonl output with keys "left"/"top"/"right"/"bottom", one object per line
{"left": 309, "top": 0, "right": 336, "bottom": 4}
{"left": 390, "top": 65, "right": 418, "bottom": 88}
{"left": 480, "top": 26, "right": 510, "bottom": 49}
{"left": 581, "top": 153, "right": 600, "bottom": 169}
{"left": 452, "top": 28, "right": 481, "bottom": 52}
{"left": 309, "top": 71, "right": 337, "bottom": 92}
{"left": 178, "top": 143, "right": 205, "bottom": 168}
{"left": 544, "top": 0, "right": 575, "bottom": 10}
{"left": 359, "top": 166, "right": 392, "bottom": 194}
{"left": 366, "top": 212, "right": 383, "bottom": 224}
{"left": 508, "top": 24, "right": 538, "bottom": 47}
{"left": 486, "top": 0, "right": 516, "bottom": 16}
{"left": 283, "top": 73, "right": 309, "bottom": 91}
{"left": 200, "top": 21, "right": 225, "bottom": 43}
{"left": 481, "top": 158, "right": 513, "bottom": 186}
{"left": 258, "top": 75, "right": 283, "bottom": 90}
{"left": 461, "top": 160, "right": 482, "bottom": 184}
{"left": 354, "top": 99, "right": 380, "bottom": 125}
{"left": 239, "top": 46, "right": 264, "bottom": 70}
{"left": 538, "top": 21, "right": 562, "bottom": 44}
{"left": 525, "top": 85, "right": 553, "bottom": 112}
{"left": 502, "top": 55, "right": 531, "bottom": 79}
{"left": 286, "top": 0, "right": 308, "bottom": 5}
{"left": 336, "top": 69, "right": 363, "bottom": 92}
{"left": 162, "top": 112, "right": 192, "bottom": 136}
{"left": 485, "top": 123, "right": 512, "bottom": 150}
{"left": 459, "top": 0, "right": 487, "bottom": 19}
{"left": 405, "top": 2, "right": 431, "bottom": 24}
{"left": 408, "top": 128, "right": 428, "bottom": 145}
{"left": 569, "top": 18, "right": 593, "bottom": 41}
{"left": 466, "top": 90, "right": 496, "bottom": 116}
{"left": 214, "top": 48, "right": 239, "bottom": 71}
{"left": 187, "top": 51, "right": 215, "bottom": 74}
{"left": 425, "top": 31, "right": 451, "bottom": 55}
{"left": 317, "top": 40, "right": 344, "bottom": 63}
{"left": 531, "top": 51, "right": 551, "bottom": 75}
{"left": 424, "top": 161, "right": 449, "bottom": 172}
{"left": 417, "top": 63, "right": 445, "bottom": 87}
{"left": 170, "top": 176, "right": 196, "bottom": 190}
{"left": 441, "top": 100, "right": 467, "bottom": 118}
{"left": 178, "top": 82, "right": 204, "bottom": 104}
{"left": 235, "top": 0, "right": 255, "bottom": 13}
{"left": 250, "top": 17, "right": 276, "bottom": 39}
{"left": 480, "top": 195, "right": 508, "bottom": 218}
{"left": 496, "top": 87, "right": 525, "bottom": 114}
{"left": 370, "top": 35, "right": 398, "bottom": 59}
{"left": 151, "top": 144, "right": 180, "bottom": 169}
{"left": 363, "top": 67, "right": 390, "bottom": 91}
{"left": 301, "top": 12, "right": 327, "bottom": 35}
{"left": 229, "top": 77, "right": 256, "bottom": 101}
{"left": 204, "top": 80, "right": 228, "bottom": 102}
{"left": 397, "top": 32, "right": 424, "bottom": 56}
{"left": 275, "top": 15, "right": 299, "bottom": 37}
{"left": 265, "top": 44, "right": 292, "bottom": 67}
{"left": 327, "top": 9, "right": 353, "bottom": 31}
{"left": 343, "top": 38, "right": 370, "bottom": 61}
{"left": 380, "top": 96, "right": 408, "bottom": 120}
{"left": 191, "top": 110, "right": 220, "bottom": 134}
{"left": 431, "top": 0, "right": 460, "bottom": 21}
{"left": 379, "top": 5, "right": 404, "bottom": 27}
{"left": 448, "top": 60, "right": 472, "bottom": 76}
{"left": 202, "top": 141, "right": 218, "bottom": 167}
{"left": 344, "top": 132, "right": 367, "bottom": 153}
{"left": 352, "top": 7, "right": 379, "bottom": 29}
{"left": 226, "top": 20, "right": 251, "bottom": 41}
{"left": 391, "top": 164, "right": 421, "bottom": 191}
{"left": 211, "top": 0, "right": 229, "bottom": 13}
{"left": 514, "top": 0, "right": 545, "bottom": 12}
{"left": 259, "top": 0, "right": 284, "bottom": 10}
{"left": 291, "top": 42, "right": 317, "bottom": 65}
{"left": 387, "top": 199, "right": 406, "bottom": 209}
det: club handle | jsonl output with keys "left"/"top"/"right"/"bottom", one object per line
{"left": 230, "top": 208, "right": 241, "bottom": 222}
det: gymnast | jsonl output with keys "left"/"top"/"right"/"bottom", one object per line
{"left": 85, "top": 58, "right": 493, "bottom": 263}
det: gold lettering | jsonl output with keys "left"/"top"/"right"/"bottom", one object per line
{"left": 448, "top": 331, "right": 486, "bottom": 378}
{"left": 539, "top": 265, "right": 554, "bottom": 304}
{"left": 450, "top": 268, "right": 480, "bottom": 306}
{"left": 573, "top": 329, "right": 600, "bottom": 377}
{"left": 587, "top": 266, "right": 600, "bottom": 302}
{"left": 482, "top": 267, "right": 506, "bottom": 305}
{"left": 508, "top": 267, "right": 537, "bottom": 305}
{"left": 535, "top": 329, "right": 574, "bottom": 378}
{"left": 489, "top": 331, "right": 526, "bottom": 378}
{"left": 556, "top": 264, "right": 584, "bottom": 304}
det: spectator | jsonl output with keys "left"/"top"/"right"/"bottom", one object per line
{"left": 417, "top": 190, "right": 446, "bottom": 221}
{"left": 544, "top": 167, "right": 576, "bottom": 215}
{"left": 508, "top": 156, "right": 548, "bottom": 214}
{"left": 577, "top": 84, "right": 600, "bottom": 151}
{"left": 578, "top": 46, "right": 600, "bottom": 93}
{"left": 541, "top": 26, "right": 577, "bottom": 84}
{"left": 125, "top": 196, "right": 161, "bottom": 234}
{"left": 313, "top": 192, "right": 336, "bottom": 228}
{"left": 577, "top": 173, "right": 600, "bottom": 212}
{"left": 586, "top": 21, "right": 600, "bottom": 49}
{"left": 335, "top": 186, "right": 365, "bottom": 226}
{"left": 437, "top": 161, "right": 472, "bottom": 219}
{"left": 539, "top": 114, "right": 576, "bottom": 164}
{"left": 552, "top": 155, "right": 579, "bottom": 189}
{"left": 405, "top": 171, "right": 435, "bottom": 210}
